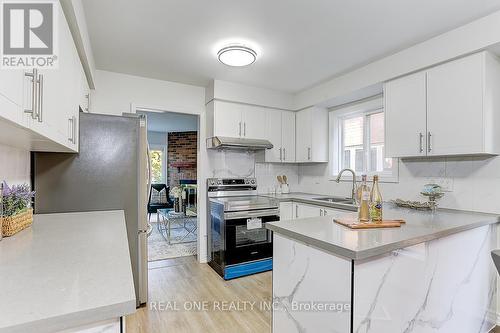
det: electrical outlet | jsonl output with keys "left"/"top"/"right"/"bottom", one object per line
{"left": 426, "top": 177, "right": 454, "bottom": 192}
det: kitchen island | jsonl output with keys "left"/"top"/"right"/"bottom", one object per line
{"left": 0, "top": 210, "right": 136, "bottom": 333}
{"left": 266, "top": 204, "right": 499, "bottom": 333}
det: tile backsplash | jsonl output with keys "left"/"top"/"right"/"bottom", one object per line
{"left": 0, "top": 144, "right": 30, "bottom": 185}
{"left": 297, "top": 155, "right": 500, "bottom": 214}
{"left": 206, "top": 150, "right": 299, "bottom": 192}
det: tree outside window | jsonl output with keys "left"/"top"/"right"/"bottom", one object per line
{"left": 150, "top": 149, "right": 164, "bottom": 183}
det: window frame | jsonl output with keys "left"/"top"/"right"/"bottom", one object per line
{"left": 149, "top": 144, "right": 167, "bottom": 184}
{"left": 329, "top": 97, "right": 399, "bottom": 183}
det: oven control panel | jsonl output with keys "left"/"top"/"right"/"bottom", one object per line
{"left": 207, "top": 178, "right": 257, "bottom": 187}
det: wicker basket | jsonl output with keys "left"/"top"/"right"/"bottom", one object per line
{"left": 1, "top": 208, "right": 33, "bottom": 237}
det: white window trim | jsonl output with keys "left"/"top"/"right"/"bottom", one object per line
{"left": 329, "top": 97, "right": 399, "bottom": 183}
{"left": 150, "top": 144, "right": 167, "bottom": 184}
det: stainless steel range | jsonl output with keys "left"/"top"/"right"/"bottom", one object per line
{"left": 207, "top": 178, "right": 278, "bottom": 280}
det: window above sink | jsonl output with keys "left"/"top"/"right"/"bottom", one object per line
{"left": 329, "top": 97, "right": 399, "bottom": 183}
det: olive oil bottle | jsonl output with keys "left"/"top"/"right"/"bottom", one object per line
{"left": 358, "top": 175, "right": 370, "bottom": 222}
{"left": 369, "top": 175, "right": 383, "bottom": 222}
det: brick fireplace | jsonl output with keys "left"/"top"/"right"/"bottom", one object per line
{"left": 167, "top": 131, "right": 197, "bottom": 188}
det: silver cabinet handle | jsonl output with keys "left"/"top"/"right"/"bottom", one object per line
{"left": 68, "top": 117, "right": 73, "bottom": 142}
{"left": 419, "top": 132, "right": 424, "bottom": 153}
{"left": 295, "top": 205, "right": 298, "bottom": 218}
{"left": 37, "top": 74, "right": 43, "bottom": 122}
{"left": 279, "top": 147, "right": 282, "bottom": 161}
{"left": 24, "top": 69, "right": 38, "bottom": 119}
{"left": 68, "top": 116, "right": 77, "bottom": 144}
{"left": 73, "top": 116, "right": 77, "bottom": 144}
{"left": 239, "top": 122, "right": 242, "bottom": 136}
{"left": 244, "top": 122, "right": 246, "bottom": 137}
{"left": 307, "top": 147, "right": 311, "bottom": 160}
{"left": 428, "top": 132, "right": 432, "bottom": 152}
{"left": 85, "top": 93, "right": 90, "bottom": 112}
{"left": 283, "top": 148, "right": 286, "bottom": 161}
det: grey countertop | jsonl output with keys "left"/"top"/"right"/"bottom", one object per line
{"left": 0, "top": 210, "right": 136, "bottom": 333}
{"left": 265, "top": 194, "right": 500, "bottom": 260}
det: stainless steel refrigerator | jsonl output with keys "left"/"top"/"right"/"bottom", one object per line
{"left": 32, "top": 112, "right": 150, "bottom": 306}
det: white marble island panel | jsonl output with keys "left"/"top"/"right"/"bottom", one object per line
{"left": 268, "top": 206, "right": 499, "bottom": 333}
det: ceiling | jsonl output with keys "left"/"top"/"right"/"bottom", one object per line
{"left": 82, "top": 0, "right": 500, "bottom": 93}
{"left": 139, "top": 111, "right": 198, "bottom": 133}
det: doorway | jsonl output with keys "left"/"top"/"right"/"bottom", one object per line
{"left": 138, "top": 110, "right": 199, "bottom": 262}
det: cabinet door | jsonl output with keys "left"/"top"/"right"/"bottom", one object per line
{"left": 310, "top": 108, "right": 328, "bottom": 162}
{"left": 0, "top": 70, "right": 25, "bottom": 125}
{"left": 242, "top": 106, "right": 267, "bottom": 139}
{"left": 427, "top": 54, "right": 484, "bottom": 155}
{"left": 296, "top": 109, "right": 312, "bottom": 162}
{"left": 384, "top": 71, "right": 427, "bottom": 158}
{"left": 295, "top": 203, "right": 321, "bottom": 219}
{"left": 31, "top": 4, "right": 77, "bottom": 146}
{"left": 214, "top": 101, "right": 243, "bottom": 137}
{"left": 279, "top": 202, "right": 294, "bottom": 221}
{"left": 281, "top": 111, "right": 296, "bottom": 162}
{"left": 265, "top": 110, "right": 282, "bottom": 162}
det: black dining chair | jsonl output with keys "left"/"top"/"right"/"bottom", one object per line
{"left": 147, "top": 184, "right": 174, "bottom": 221}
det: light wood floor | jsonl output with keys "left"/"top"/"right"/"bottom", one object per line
{"left": 126, "top": 256, "right": 272, "bottom": 333}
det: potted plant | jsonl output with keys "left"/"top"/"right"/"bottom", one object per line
{"left": 0, "top": 182, "right": 35, "bottom": 237}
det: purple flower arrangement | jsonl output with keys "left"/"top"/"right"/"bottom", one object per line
{"left": 1, "top": 181, "right": 35, "bottom": 217}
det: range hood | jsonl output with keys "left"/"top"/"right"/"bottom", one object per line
{"left": 206, "top": 136, "right": 273, "bottom": 150}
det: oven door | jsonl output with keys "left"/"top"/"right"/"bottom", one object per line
{"left": 224, "top": 209, "right": 279, "bottom": 266}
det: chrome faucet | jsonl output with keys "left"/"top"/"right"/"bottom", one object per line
{"left": 335, "top": 168, "right": 357, "bottom": 201}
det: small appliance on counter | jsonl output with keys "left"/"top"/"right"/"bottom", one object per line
{"left": 208, "top": 178, "right": 278, "bottom": 280}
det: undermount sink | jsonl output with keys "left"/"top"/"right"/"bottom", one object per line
{"left": 312, "top": 197, "right": 356, "bottom": 205}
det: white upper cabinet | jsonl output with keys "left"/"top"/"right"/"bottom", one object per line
{"left": 296, "top": 107, "right": 328, "bottom": 163}
{"left": 0, "top": 3, "right": 84, "bottom": 153}
{"left": 261, "top": 110, "right": 296, "bottom": 163}
{"left": 0, "top": 71, "right": 25, "bottom": 126}
{"left": 426, "top": 54, "right": 485, "bottom": 156}
{"left": 265, "top": 110, "right": 282, "bottom": 162}
{"left": 207, "top": 100, "right": 268, "bottom": 140}
{"left": 281, "top": 111, "right": 296, "bottom": 162}
{"left": 242, "top": 106, "right": 267, "bottom": 139}
{"left": 385, "top": 71, "right": 427, "bottom": 158}
{"left": 385, "top": 51, "right": 500, "bottom": 158}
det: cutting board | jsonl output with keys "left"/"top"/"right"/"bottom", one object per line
{"left": 333, "top": 218, "right": 405, "bottom": 229}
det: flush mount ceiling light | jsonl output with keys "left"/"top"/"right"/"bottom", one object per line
{"left": 217, "top": 44, "right": 257, "bottom": 67}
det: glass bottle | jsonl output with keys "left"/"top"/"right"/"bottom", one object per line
{"left": 370, "top": 175, "right": 383, "bottom": 222}
{"left": 358, "top": 175, "right": 370, "bottom": 222}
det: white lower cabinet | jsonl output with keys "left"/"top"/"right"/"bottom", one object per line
{"left": 279, "top": 202, "right": 294, "bottom": 221}
{"left": 57, "top": 318, "right": 121, "bottom": 333}
{"left": 281, "top": 202, "right": 350, "bottom": 220}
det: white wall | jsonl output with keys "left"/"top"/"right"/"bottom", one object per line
{"left": 91, "top": 70, "right": 206, "bottom": 116}
{"left": 295, "top": 10, "right": 500, "bottom": 109}
{"left": 147, "top": 131, "right": 167, "bottom": 146}
{"left": 210, "top": 80, "right": 295, "bottom": 110}
{"left": 0, "top": 144, "right": 30, "bottom": 186}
